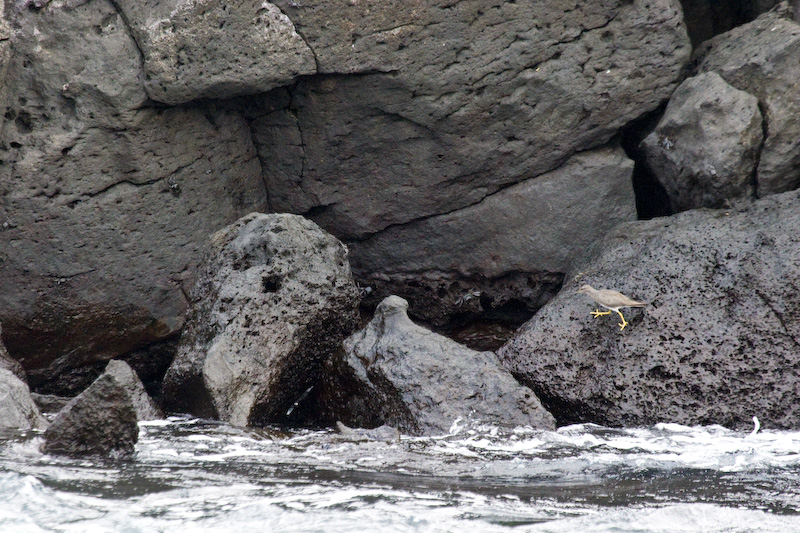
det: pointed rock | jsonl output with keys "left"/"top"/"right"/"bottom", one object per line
{"left": 103, "top": 360, "right": 163, "bottom": 421}
{"left": 42, "top": 374, "right": 138, "bottom": 457}
{"left": 321, "top": 296, "right": 555, "bottom": 435}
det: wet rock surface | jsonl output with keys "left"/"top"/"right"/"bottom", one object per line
{"left": 0, "top": 369, "right": 47, "bottom": 430}
{"left": 163, "top": 213, "right": 359, "bottom": 427}
{"left": 641, "top": 72, "right": 762, "bottom": 211}
{"left": 321, "top": 296, "right": 555, "bottom": 435}
{"left": 499, "top": 189, "right": 800, "bottom": 430}
{"left": 42, "top": 373, "right": 138, "bottom": 457}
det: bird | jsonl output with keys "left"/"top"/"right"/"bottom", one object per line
{"left": 577, "top": 284, "right": 647, "bottom": 331}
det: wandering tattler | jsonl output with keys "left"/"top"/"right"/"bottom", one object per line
{"left": 578, "top": 284, "right": 647, "bottom": 331}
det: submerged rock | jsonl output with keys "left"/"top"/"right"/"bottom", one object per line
{"left": 163, "top": 213, "right": 359, "bottom": 427}
{"left": 641, "top": 72, "right": 762, "bottom": 211}
{"left": 499, "top": 189, "right": 800, "bottom": 430}
{"left": 0, "top": 369, "right": 47, "bottom": 430}
{"left": 42, "top": 373, "right": 138, "bottom": 457}
{"left": 321, "top": 296, "right": 556, "bottom": 435}
{"left": 103, "top": 360, "right": 163, "bottom": 421}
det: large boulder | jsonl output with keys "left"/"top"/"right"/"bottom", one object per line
{"left": 640, "top": 72, "right": 762, "bottom": 212}
{"left": 0, "top": 369, "right": 47, "bottom": 430}
{"left": 696, "top": 5, "right": 800, "bottom": 196}
{"left": 0, "top": 0, "right": 267, "bottom": 392}
{"left": 103, "top": 360, "right": 163, "bottom": 421}
{"left": 321, "top": 296, "right": 556, "bottom": 435}
{"left": 42, "top": 373, "right": 138, "bottom": 457}
{"left": 162, "top": 213, "right": 360, "bottom": 427}
{"left": 115, "top": 0, "right": 316, "bottom": 104}
{"left": 252, "top": 0, "right": 689, "bottom": 312}
{"left": 349, "top": 146, "right": 636, "bottom": 323}
{"left": 498, "top": 189, "right": 800, "bottom": 430}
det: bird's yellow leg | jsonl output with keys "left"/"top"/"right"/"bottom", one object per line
{"left": 591, "top": 309, "right": 612, "bottom": 318}
{"left": 615, "top": 310, "right": 628, "bottom": 330}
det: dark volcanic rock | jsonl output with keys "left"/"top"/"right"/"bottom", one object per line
{"left": 42, "top": 373, "right": 138, "bottom": 457}
{"left": 696, "top": 5, "right": 800, "bottom": 196}
{"left": 640, "top": 72, "right": 762, "bottom": 211}
{"left": 162, "top": 213, "right": 359, "bottom": 427}
{"left": 0, "top": 369, "right": 47, "bottom": 430}
{"left": 103, "top": 360, "right": 163, "bottom": 421}
{"left": 0, "top": 1, "right": 267, "bottom": 390}
{"left": 322, "top": 296, "right": 556, "bottom": 435}
{"left": 115, "top": 0, "right": 316, "bottom": 104}
{"left": 499, "top": 189, "right": 800, "bottom": 430}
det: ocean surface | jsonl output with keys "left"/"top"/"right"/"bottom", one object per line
{"left": 1, "top": 416, "right": 799, "bottom": 532}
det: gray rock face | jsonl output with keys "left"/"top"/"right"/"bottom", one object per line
{"left": 351, "top": 146, "right": 636, "bottom": 279}
{"left": 640, "top": 72, "right": 762, "bottom": 212}
{"left": 696, "top": 6, "right": 800, "bottom": 196}
{"left": 115, "top": 0, "right": 316, "bottom": 105}
{"left": 258, "top": 0, "right": 689, "bottom": 240}
{"left": 42, "top": 373, "right": 138, "bottom": 457}
{"left": 0, "top": 0, "right": 267, "bottom": 391}
{"left": 0, "top": 369, "right": 47, "bottom": 430}
{"left": 322, "top": 296, "right": 556, "bottom": 435}
{"left": 103, "top": 360, "right": 163, "bottom": 421}
{"left": 162, "top": 213, "right": 359, "bottom": 427}
{"left": 499, "top": 189, "right": 800, "bottom": 430}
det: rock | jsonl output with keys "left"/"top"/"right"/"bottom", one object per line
{"left": 0, "top": 322, "right": 25, "bottom": 383}
{"left": 499, "top": 189, "right": 800, "bottom": 430}
{"left": 0, "top": 369, "right": 47, "bottom": 430}
{"left": 42, "top": 373, "right": 138, "bottom": 457}
{"left": 335, "top": 421, "right": 400, "bottom": 443}
{"left": 696, "top": 6, "right": 800, "bottom": 196}
{"left": 162, "top": 213, "right": 359, "bottom": 427}
{"left": 0, "top": 1, "right": 267, "bottom": 392}
{"left": 349, "top": 146, "right": 636, "bottom": 322}
{"left": 681, "top": 0, "right": 781, "bottom": 46}
{"left": 640, "top": 72, "right": 762, "bottom": 212}
{"left": 257, "top": 0, "right": 689, "bottom": 240}
{"left": 321, "top": 296, "right": 556, "bottom": 435}
{"left": 115, "top": 0, "right": 316, "bottom": 105}
{"left": 30, "top": 393, "right": 71, "bottom": 415}
{"left": 103, "top": 360, "right": 163, "bottom": 421}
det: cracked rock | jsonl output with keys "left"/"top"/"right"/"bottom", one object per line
{"left": 499, "top": 189, "right": 800, "bottom": 430}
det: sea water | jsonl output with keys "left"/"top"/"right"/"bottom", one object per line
{"left": 1, "top": 417, "right": 799, "bottom": 532}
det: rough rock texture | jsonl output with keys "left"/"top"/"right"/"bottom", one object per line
{"left": 103, "top": 360, "right": 163, "bottom": 421}
{"left": 30, "top": 393, "right": 71, "bottom": 415}
{"left": 640, "top": 72, "right": 762, "bottom": 212}
{"left": 162, "top": 213, "right": 359, "bottom": 427}
{"left": 42, "top": 373, "right": 138, "bottom": 457}
{"left": 0, "top": 0, "right": 267, "bottom": 391}
{"left": 251, "top": 0, "right": 689, "bottom": 314}
{"left": 0, "top": 368, "right": 47, "bottom": 430}
{"left": 499, "top": 189, "right": 800, "bottom": 430}
{"left": 321, "top": 296, "right": 556, "bottom": 435}
{"left": 115, "top": 0, "right": 316, "bottom": 105}
{"left": 696, "top": 5, "right": 800, "bottom": 196}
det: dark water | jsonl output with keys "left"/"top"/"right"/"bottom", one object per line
{"left": 1, "top": 417, "right": 799, "bottom": 532}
